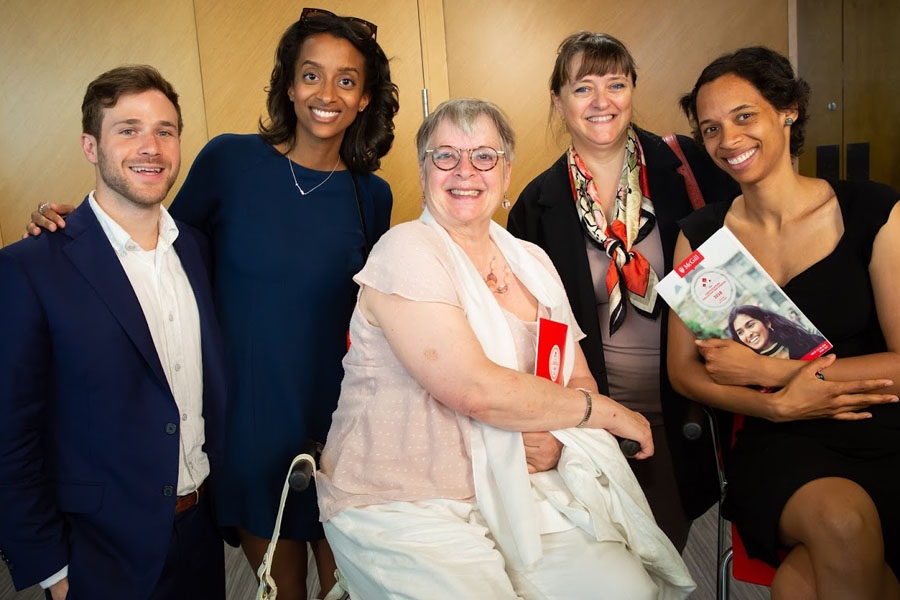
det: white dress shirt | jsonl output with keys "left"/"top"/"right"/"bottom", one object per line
{"left": 88, "top": 193, "right": 209, "bottom": 495}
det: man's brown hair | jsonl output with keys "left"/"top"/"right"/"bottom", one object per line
{"left": 81, "top": 65, "right": 182, "bottom": 140}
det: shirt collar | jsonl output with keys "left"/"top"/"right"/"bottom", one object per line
{"left": 88, "top": 191, "right": 179, "bottom": 255}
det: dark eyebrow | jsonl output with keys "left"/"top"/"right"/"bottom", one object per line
{"left": 729, "top": 103, "right": 755, "bottom": 114}
{"left": 699, "top": 103, "right": 756, "bottom": 128}
{"left": 109, "top": 118, "right": 178, "bottom": 130}
{"left": 574, "top": 73, "right": 627, "bottom": 83}
{"left": 110, "top": 118, "right": 142, "bottom": 127}
{"left": 300, "top": 59, "right": 362, "bottom": 76}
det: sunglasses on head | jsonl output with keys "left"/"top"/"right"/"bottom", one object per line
{"left": 300, "top": 7, "right": 377, "bottom": 40}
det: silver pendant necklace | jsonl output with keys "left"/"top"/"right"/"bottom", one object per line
{"left": 286, "top": 155, "right": 341, "bottom": 196}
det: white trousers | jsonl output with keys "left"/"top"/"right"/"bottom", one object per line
{"left": 324, "top": 498, "right": 658, "bottom": 600}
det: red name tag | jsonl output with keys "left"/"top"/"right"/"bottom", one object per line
{"left": 535, "top": 318, "right": 568, "bottom": 384}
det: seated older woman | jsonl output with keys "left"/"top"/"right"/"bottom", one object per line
{"left": 316, "top": 98, "right": 694, "bottom": 600}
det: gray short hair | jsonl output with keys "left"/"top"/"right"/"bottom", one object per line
{"left": 415, "top": 98, "right": 516, "bottom": 163}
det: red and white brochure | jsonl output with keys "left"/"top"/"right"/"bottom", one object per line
{"left": 535, "top": 318, "right": 568, "bottom": 384}
{"left": 655, "top": 226, "right": 831, "bottom": 361}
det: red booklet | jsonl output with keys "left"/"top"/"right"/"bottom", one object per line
{"left": 535, "top": 318, "right": 568, "bottom": 384}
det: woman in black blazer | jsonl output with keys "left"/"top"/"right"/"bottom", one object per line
{"left": 508, "top": 31, "right": 738, "bottom": 550}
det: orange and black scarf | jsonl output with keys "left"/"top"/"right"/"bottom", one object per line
{"left": 568, "top": 126, "right": 660, "bottom": 335}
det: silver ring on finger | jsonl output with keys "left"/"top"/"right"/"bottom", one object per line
{"left": 38, "top": 203, "right": 49, "bottom": 215}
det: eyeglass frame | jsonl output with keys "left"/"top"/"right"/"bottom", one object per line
{"left": 424, "top": 145, "right": 506, "bottom": 172}
{"left": 300, "top": 7, "right": 378, "bottom": 40}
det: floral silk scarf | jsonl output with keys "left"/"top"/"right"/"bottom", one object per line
{"left": 568, "top": 125, "right": 659, "bottom": 335}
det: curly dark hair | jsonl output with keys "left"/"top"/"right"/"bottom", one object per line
{"left": 679, "top": 46, "right": 811, "bottom": 157}
{"left": 258, "top": 14, "right": 399, "bottom": 173}
{"left": 727, "top": 305, "right": 825, "bottom": 360}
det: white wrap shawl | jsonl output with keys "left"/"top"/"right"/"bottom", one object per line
{"left": 419, "top": 209, "right": 694, "bottom": 598}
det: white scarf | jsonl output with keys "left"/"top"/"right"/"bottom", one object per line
{"left": 419, "top": 209, "right": 695, "bottom": 597}
{"left": 420, "top": 208, "right": 576, "bottom": 570}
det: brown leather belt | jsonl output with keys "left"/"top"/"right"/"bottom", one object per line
{"left": 175, "top": 481, "right": 206, "bottom": 514}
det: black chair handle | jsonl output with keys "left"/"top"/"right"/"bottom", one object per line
{"left": 288, "top": 440, "right": 322, "bottom": 492}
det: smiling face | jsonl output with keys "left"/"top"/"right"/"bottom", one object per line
{"left": 695, "top": 73, "right": 796, "bottom": 185}
{"left": 288, "top": 33, "right": 370, "bottom": 148}
{"left": 552, "top": 53, "right": 633, "bottom": 154}
{"left": 419, "top": 114, "right": 511, "bottom": 235}
{"left": 732, "top": 312, "right": 773, "bottom": 352}
{"left": 81, "top": 89, "right": 181, "bottom": 209}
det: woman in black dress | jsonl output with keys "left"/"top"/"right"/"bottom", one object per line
{"left": 669, "top": 46, "right": 900, "bottom": 599}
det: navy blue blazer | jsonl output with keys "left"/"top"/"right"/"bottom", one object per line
{"left": 0, "top": 199, "right": 227, "bottom": 598}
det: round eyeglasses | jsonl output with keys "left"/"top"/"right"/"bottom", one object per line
{"left": 424, "top": 146, "right": 505, "bottom": 171}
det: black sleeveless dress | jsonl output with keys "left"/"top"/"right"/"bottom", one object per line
{"left": 679, "top": 180, "right": 900, "bottom": 570}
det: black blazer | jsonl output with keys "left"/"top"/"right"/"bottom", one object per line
{"left": 508, "top": 127, "right": 739, "bottom": 518}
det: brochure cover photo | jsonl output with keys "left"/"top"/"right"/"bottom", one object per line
{"left": 656, "top": 226, "right": 832, "bottom": 361}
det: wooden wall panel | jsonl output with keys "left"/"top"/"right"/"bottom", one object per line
{"left": 193, "top": 0, "right": 427, "bottom": 225}
{"left": 442, "top": 0, "right": 788, "bottom": 224}
{"left": 1, "top": 1, "right": 790, "bottom": 245}
{"left": 0, "top": 0, "right": 207, "bottom": 245}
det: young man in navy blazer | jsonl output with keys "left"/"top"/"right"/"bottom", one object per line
{"left": 0, "top": 65, "right": 227, "bottom": 599}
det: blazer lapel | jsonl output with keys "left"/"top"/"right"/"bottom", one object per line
{"left": 173, "top": 229, "right": 221, "bottom": 398}
{"left": 173, "top": 228, "right": 227, "bottom": 463}
{"left": 61, "top": 201, "right": 171, "bottom": 392}
{"left": 536, "top": 155, "right": 596, "bottom": 322}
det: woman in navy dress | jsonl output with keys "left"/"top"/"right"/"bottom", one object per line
{"left": 171, "top": 12, "right": 397, "bottom": 598}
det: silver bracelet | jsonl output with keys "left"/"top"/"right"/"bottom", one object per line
{"left": 575, "top": 388, "right": 592, "bottom": 428}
